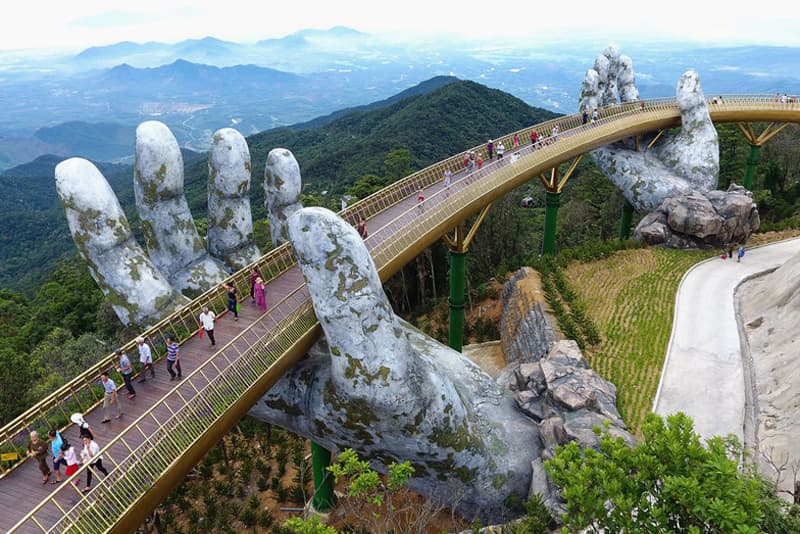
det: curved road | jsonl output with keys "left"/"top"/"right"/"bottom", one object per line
{"left": 653, "top": 237, "right": 800, "bottom": 442}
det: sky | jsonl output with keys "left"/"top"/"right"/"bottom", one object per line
{"left": 3, "top": 0, "right": 800, "bottom": 52}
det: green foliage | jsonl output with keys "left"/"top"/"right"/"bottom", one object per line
{"left": 280, "top": 515, "right": 338, "bottom": 534}
{"left": 545, "top": 412, "right": 787, "bottom": 532}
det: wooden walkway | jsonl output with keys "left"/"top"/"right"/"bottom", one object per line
{"left": 0, "top": 151, "right": 500, "bottom": 532}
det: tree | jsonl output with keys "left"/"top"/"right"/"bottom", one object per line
{"left": 384, "top": 148, "right": 412, "bottom": 181}
{"left": 544, "top": 412, "right": 798, "bottom": 533}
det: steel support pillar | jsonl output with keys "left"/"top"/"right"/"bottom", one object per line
{"left": 542, "top": 191, "right": 561, "bottom": 255}
{"left": 311, "top": 441, "right": 335, "bottom": 511}
{"left": 743, "top": 144, "right": 761, "bottom": 191}
{"left": 618, "top": 200, "right": 635, "bottom": 241}
{"left": 448, "top": 250, "right": 466, "bottom": 352}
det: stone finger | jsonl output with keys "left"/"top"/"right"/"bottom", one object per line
{"left": 134, "top": 120, "right": 228, "bottom": 296}
{"left": 653, "top": 70, "right": 719, "bottom": 190}
{"left": 207, "top": 128, "right": 261, "bottom": 270}
{"left": 264, "top": 148, "right": 303, "bottom": 247}
{"left": 55, "top": 157, "right": 186, "bottom": 326}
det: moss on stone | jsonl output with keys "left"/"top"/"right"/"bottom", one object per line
{"left": 265, "top": 398, "right": 304, "bottom": 416}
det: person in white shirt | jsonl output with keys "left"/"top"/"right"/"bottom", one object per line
{"left": 136, "top": 336, "right": 155, "bottom": 382}
{"left": 199, "top": 306, "right": 216, "bottom": 347}
{"left": 80, "top": 435, "right": 108, "bottom": 493}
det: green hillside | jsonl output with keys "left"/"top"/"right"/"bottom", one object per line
{"left": 0, "top": 78, "right": 558, "bottom": 295}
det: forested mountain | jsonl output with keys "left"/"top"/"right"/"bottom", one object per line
{"left": 0, "top": 78, "right": 557, "bottom": 296}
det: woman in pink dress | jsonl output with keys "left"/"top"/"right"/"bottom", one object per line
{"left": 254, "top": 277, "right": 267, "bottom": 312}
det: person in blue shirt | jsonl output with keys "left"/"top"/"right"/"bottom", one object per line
{"left": 47, "top": 429, "right": 66, "bottom": 484}
{"left": 100, "top": 371, "right": 122, "bottom": 423}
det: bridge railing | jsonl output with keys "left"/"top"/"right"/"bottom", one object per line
{"left": 0, "top": 243, "right": 299, "bottom": 479}
{"left": 11, "top": 283, "right": 317, "bottom": 533}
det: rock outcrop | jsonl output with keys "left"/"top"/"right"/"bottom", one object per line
{"left": 580, "top": 46, "right": 759, "bottom": 248}
{"left": 507, "top": 340, "right": 636, "bottom": 514}
{"left": 635, "top": 184, "right": 761, "bottom": 248}
{"left": 500, "top": 267, "right": 558, "bottom": 364}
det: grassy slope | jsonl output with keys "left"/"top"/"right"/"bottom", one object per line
{"left": 564, "top": 229, "right": 800, "bottom": 435}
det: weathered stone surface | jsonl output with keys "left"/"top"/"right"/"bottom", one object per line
{"left": 207, "top": 128, "right": 261, "bottom": 270}
{"left": 264, "top": 148, "right": 303, "bottom": 247}
{"left": 134, "top": 121, "right": 228, "bottom": 295}
{"left": 56, "top": 121, "right": 277, "bottom": 326}
{"left": 249, "top": 207, "right": 540, "bottom": 523}
{"left": 55, "top": 158, "right": 186, "bottom": 326}
{"left": 634, "top": 184, "right": 760, "bottom": 248}
{"left": 580, "top": 47, "right": 759, "bottom": 248}
{"left": 500, "top": 267, "right": 557, "bottom": 364}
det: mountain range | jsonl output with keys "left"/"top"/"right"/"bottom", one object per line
{"left": 0, "top": 77, "right": 557, "bottom": 295}
{"left": 1, "top": 28, "right": 799, "bottom": 170}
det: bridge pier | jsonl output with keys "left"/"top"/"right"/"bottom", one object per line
{"left": 618, "top": 199, "right": 634, "bottom": 241}
{"left": 538, "top": 157, "right": 582, "bottom": 256}
{"left": 736, "top": 122, "right": 789, "bottom": 190}
{"left": 542, "top": 191, "right": 560, "bottom": 255}
{"left": 442, "top": 205, "right": 492, "bottom": 352}
{"left": 311, "top": 441, "right": 336, "bottom": 511}
{"left": 743, "top": 144, "right": 761, "bottom": 190}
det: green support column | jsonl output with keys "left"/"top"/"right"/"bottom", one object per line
{"left": 618, "top": 200, "right": 635, "bottom": 241}
{"left": 743, "top": 144, "right": 761, "bottom": 190}
{"left": 311, "top": 441, "right": 335, "bottom": 511}
{"left": 542, "top": 191, "right": 561, "bottom": 255}
{"left": 448, "top": 250, "right": 466, "bottom": 352}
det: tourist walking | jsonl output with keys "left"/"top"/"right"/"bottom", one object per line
{"left": 115, "top": 349, "right": 136, "bottom": 398}
{"left": 100, "top": 371, "right": 122, "bottom": 423}
{"left": 443, "top": 169, "right": 452, "bottom": 188}
{"left": 357, "top": 215, "right": 368, "bottom": 239}
{"left": 530, "top": 130, "right": 539, "bottom": 148}
{"left": 513, "top": 133, "right": 520, "bottom": 148}
{"left": 738, "top": 245, "right": 745, "bottom": 262}
{"left": 80, "top": 435, "right": 109, "bottom": 493}
{"left": 48, "top": 430, "right": 66, "bottom": 484}
{"left": 62, "top": 441, "right": 80, "bottom": 486}
{"left": 136, "top": 336, "right": 155, "bottom": 382}
{"left": 199, "top": 306, "right": 216, "bottom": 347}
{"left": 496, "top": 142, "right": 505, "bottom": 159}
{"left": 477, "top": 154, "right": 483, "bottom": 169}
{"left": 417, "top": 187, "right": 425, "bottom": 209}
{"left": 591, "top": 109, "right": 599, "bottom": 123}
{"left": 467, "top": 152, "right": 475, "bottom": 173}
{"left": 72, "top": 413, "right": 94, "bottom": 440}
{"left": 224, "top": 282, "right": 239, "bottom": 320}
{"left": 27, "top": 431, "right": 51, "bottom": 484}
{"left": 166, "top": 334, "right": 182, "bottom": 381}
{"left": 254, "top": 277, "right": 267, "bottom": 313}
{"left": 249, "top": 268, "right": 261, "bottom": 303}
{"left": 551, "top": 124, "right": 560, "bottom": 141}
{"left": 486, "top": 140, "right": 494, "bottom": 159}
{"left": 582, "top": 110, "right": 589, "bottom": 124}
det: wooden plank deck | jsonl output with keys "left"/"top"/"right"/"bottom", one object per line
{"left": 0, "top": 151, "right": 508, "bottom": 532}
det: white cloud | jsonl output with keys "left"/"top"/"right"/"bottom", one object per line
{"left": 2, "top": 0, "right": 800, "bottom": 51}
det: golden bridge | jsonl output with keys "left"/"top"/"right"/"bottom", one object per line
{"left": 1, "top": 95, "right": 798, "bottom": 532}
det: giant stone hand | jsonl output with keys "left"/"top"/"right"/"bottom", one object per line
{"left": 249, "top": 206, "right": 541, "bottom": 521}
{"left": 55, "top": 120, "right": 302, "bottom": 326}
{"left": 580, "top": 46, "right": 759, "bottom": 248}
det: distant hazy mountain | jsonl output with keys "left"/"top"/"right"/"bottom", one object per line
{"left": 33, "top": 122, "right": 136, "bottom": 162}
{"left": 1, "top": 27, "right": 798, "bottom": 172}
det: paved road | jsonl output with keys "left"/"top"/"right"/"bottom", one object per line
{"left": 653, "top": 238, "right": 800, "bottom": 442}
